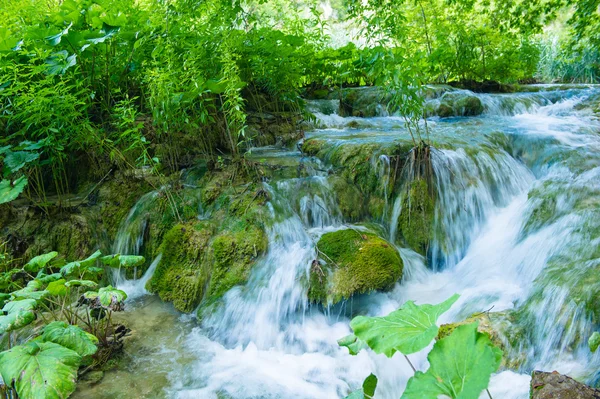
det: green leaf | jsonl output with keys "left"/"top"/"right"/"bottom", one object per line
{"left": 24, "top": 251, "right": 58, "bottom": 273}
{"left": 0, "top": 177, "right": 28, "bottom": 204}
{"left": 61, "top": 250, "right": 102, "bottom": 277}
{"left": 350, "top": 294, "right": 460, "bottom": 357}
{"left": 41, "top": 321, "right": 98, "bottom": 357}
{"left": 36, "top": 273, "right": 63, "bottom": 284}
{"left": 2, "top": 299, "right": 37, "bottom": 314}
{"left": 401, "top": 322, "right": 502, "bottom": 399}
{"left": 11, "top": 280, "right": 49, "bottom": 300}
{"left": 345, "top": 374, "right": 378, "bottom": 399}
{"left": 589, "top": 332, "right": 600, "bottom": 353}
{"left": 65, "top": 279, "right": 98, "bottom": 288}
{"left": 0, "top": 310, "right": 35, "bottom": 333}
{"left": 47, "top": 279, "right": 69, "bottom": 297}
{"left": 0, "top": 341, "right": 81, "bottom": 399}
{"left": 338, "top": 334, "right": 368, "bottom": 355}
{"left": 45, "top": 50, "right": 77, "bottom": 75}
{"left": 45, "top": 22, "right": 73, "bottom": 46}
{"left": 3, "top": 151, "right": 40, "bottom": 173}
{"left": 84, "top": 285, "right": 127, "bottom": 310}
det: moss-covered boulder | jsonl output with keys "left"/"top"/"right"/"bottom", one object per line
{"left": 147, "top": 221, "right": 215, "bottom": 312}
{"left": 309, "top": 229, "right": 403, "bottom": 305}
{"left": 329, "top": 177, "right": 365, "bottom": 221}
{"left": 397, "top": 178, "right": 435, "bottom": 255}
{"left": 205, "top": 220, "right": 268, "bottom": 304}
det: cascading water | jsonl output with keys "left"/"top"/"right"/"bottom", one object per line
{"left": 77, "top": 85, "right": 600, "bottom": 399}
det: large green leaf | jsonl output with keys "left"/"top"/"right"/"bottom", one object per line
{"left": 65, "top": 279, "right": 98, "bottom": 288}
{"left": 589, "top": 332, "right": 600, "bottom": 353}
{"left": 45, "top": 22, "right": 73, "bottom": 46}
{"left": 84, "top": 285, "right": 127, "bottom": 310}
{"left": 401, "top": 322, "right": 502, "bottom": 399}
{"left": 345, "top": 374, "right": 378, "bottom": 399}
{"left": 0, "top": 176, "right": 28, "bottom": 204}
{"left": 11, "top": 280, "right": 49, "bottom": 300}
{"left": 0, "top": 341, "right": 81, "bottom": 399}
{"left": 45, "top": 50, "right": 77, "bottom": 75}
{"left": 3, "top": 151, "right": 39, "bottom": 173}
{"left": 36, "top": 273, "right": 63, "bottom": 284}
{"left": 2, "top": 298, "right": 37, "bottom": 314}
{"left": 349, "top": 294, "right": 459, "bottom": 357}
{"left": 60, "top": 250, "right": 102, "bottom": 277}
{"left": 0, "top": 310, "right": 35, "bottom": 333}
{"left": 24, "top": 251, "right": 58, "bottom": 273}
{"left": 47, "top": 279, "right": 69, "bottom": 297}
{"left": 41, "top": 321, "right": 98, "bottom": 357}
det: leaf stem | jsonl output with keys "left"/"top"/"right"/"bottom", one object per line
{"left": 487, "top": 389, "right": 493, "bottom": 399}
{"left": 404, "top": 354, "right": 416, "bottom": 373}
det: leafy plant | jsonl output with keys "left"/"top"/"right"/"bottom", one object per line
{"left": 340, "top": 295, "right": 502, "bottom": 399}
{"left": 0, "top": 250, "right": 143, "bottom": 398}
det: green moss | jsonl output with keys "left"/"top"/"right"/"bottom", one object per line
{"left": 398, "top": 178, "right": 435, "bottom": 255}
{"left": 330, "top": 177, "right": 365, "bottom": 221}
{"left": 309, "top": 229, "right": 403, "bottom": 305}
{"left": 301, "top": 139, "right": 327, "bottom": 156}
{"left": 147, "top": 221, "right": 215, "bottom": 312}
{"left": 205, "top": 221, "right": 268, "bottom": 303}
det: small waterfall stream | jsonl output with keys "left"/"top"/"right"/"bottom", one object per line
{"left": 97, "top": 84, "right": 600, "bottom": 399}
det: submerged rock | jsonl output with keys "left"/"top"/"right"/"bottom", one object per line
{"left": 309, "top": 229, "right": 403, "bottom": 305}
{"left": 530, "top": 371, "right": 600, "bottom": 399}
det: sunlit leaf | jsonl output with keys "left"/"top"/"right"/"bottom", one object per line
{"left": 350, "top": 294, "right": 460, "bottom": 357}
{"left": 41, "top": 321, "right": 98, "bottom": 357}
{"left": 0, "top": 310, "right": 35, "bottom": 334}
{"left": 45, "top": 22, "right": 73, "bottom": 46}
{"left": 24, "top": 251, "right": 58, "bottom": 273}
{"left": 338, "top": 334, "right": 368, "bottom": 355}
{"left": 47, "top": 279, "right": 69, "bottom": 297}
{"left": 2, "top": 299, "right": 37, "bottom": 314}
{"left": 401, "top": 322, "right": 502, "bottom": 399}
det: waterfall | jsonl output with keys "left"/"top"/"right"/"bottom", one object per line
{"left": 91, "top": 85, "right": 600, "bottom": 399}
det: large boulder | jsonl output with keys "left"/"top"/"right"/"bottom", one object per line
{"left": 309, "top": 229, "right": 403, "bottom": 305}
{"left": 530, "top": 371, "right": 600, "bottom": 399}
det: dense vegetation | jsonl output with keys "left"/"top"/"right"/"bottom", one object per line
{"left": 0, "top": 0, "right": 598, "bottom": 206}
{"left": 1, "top": 0, "right": 599, "bottom": 398}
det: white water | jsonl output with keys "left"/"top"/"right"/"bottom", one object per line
{"left": 106, "top": 85, "right": 600, "bottom": 398}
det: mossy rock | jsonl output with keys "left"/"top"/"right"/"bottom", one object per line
{"left": 309, "top": 229, "right": 403, "bottom": 305}
{"left": 147, "top": 221, "right": 216, "bottom": 312}
{"left": 205, "top": 220, "right": 268, "bottom": 304}
{"left": 330, "top": 176, "right": 365, "bottom": 221}
{"left": 301, "top": 139, "right": 327, "bottom": 157}
{"left": 397, "top": 178, "right": 435, "bottom": 255}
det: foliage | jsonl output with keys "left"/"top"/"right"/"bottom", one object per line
{"left": 402, "top": 323, "right": 502, "bottom": 399}
{"left": 343, "top": 294, "right": 459, "bottom": 357}
{"left": 340, "top": 295, "right": 503, "bottom": 399}
{"left": 589, "top": 332, "right": 600, "bottom": 353}
{"left": 0, "top": 250, "right": 142, "bottom": 398}
{"left": 0, "top": 341, "right": 81, "bottom": 399}
{"left": 345, "top": 374, "right": 378, "bottom": 399}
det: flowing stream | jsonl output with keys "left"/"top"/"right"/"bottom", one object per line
{"left": 75, "top": 84, "right": 600, "bottom": 398}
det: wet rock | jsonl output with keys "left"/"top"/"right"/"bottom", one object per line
{"left": 397, "top": 178, "right": 435, "bottom": 255}
{"left": 435, "top": 92, "right": 484, "bottom": 117}
{"left": 309, "top": 229, "right": 402, "bottom": 305}
{"left": 530, "top": 371, "right": 600, "bottom": 399}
